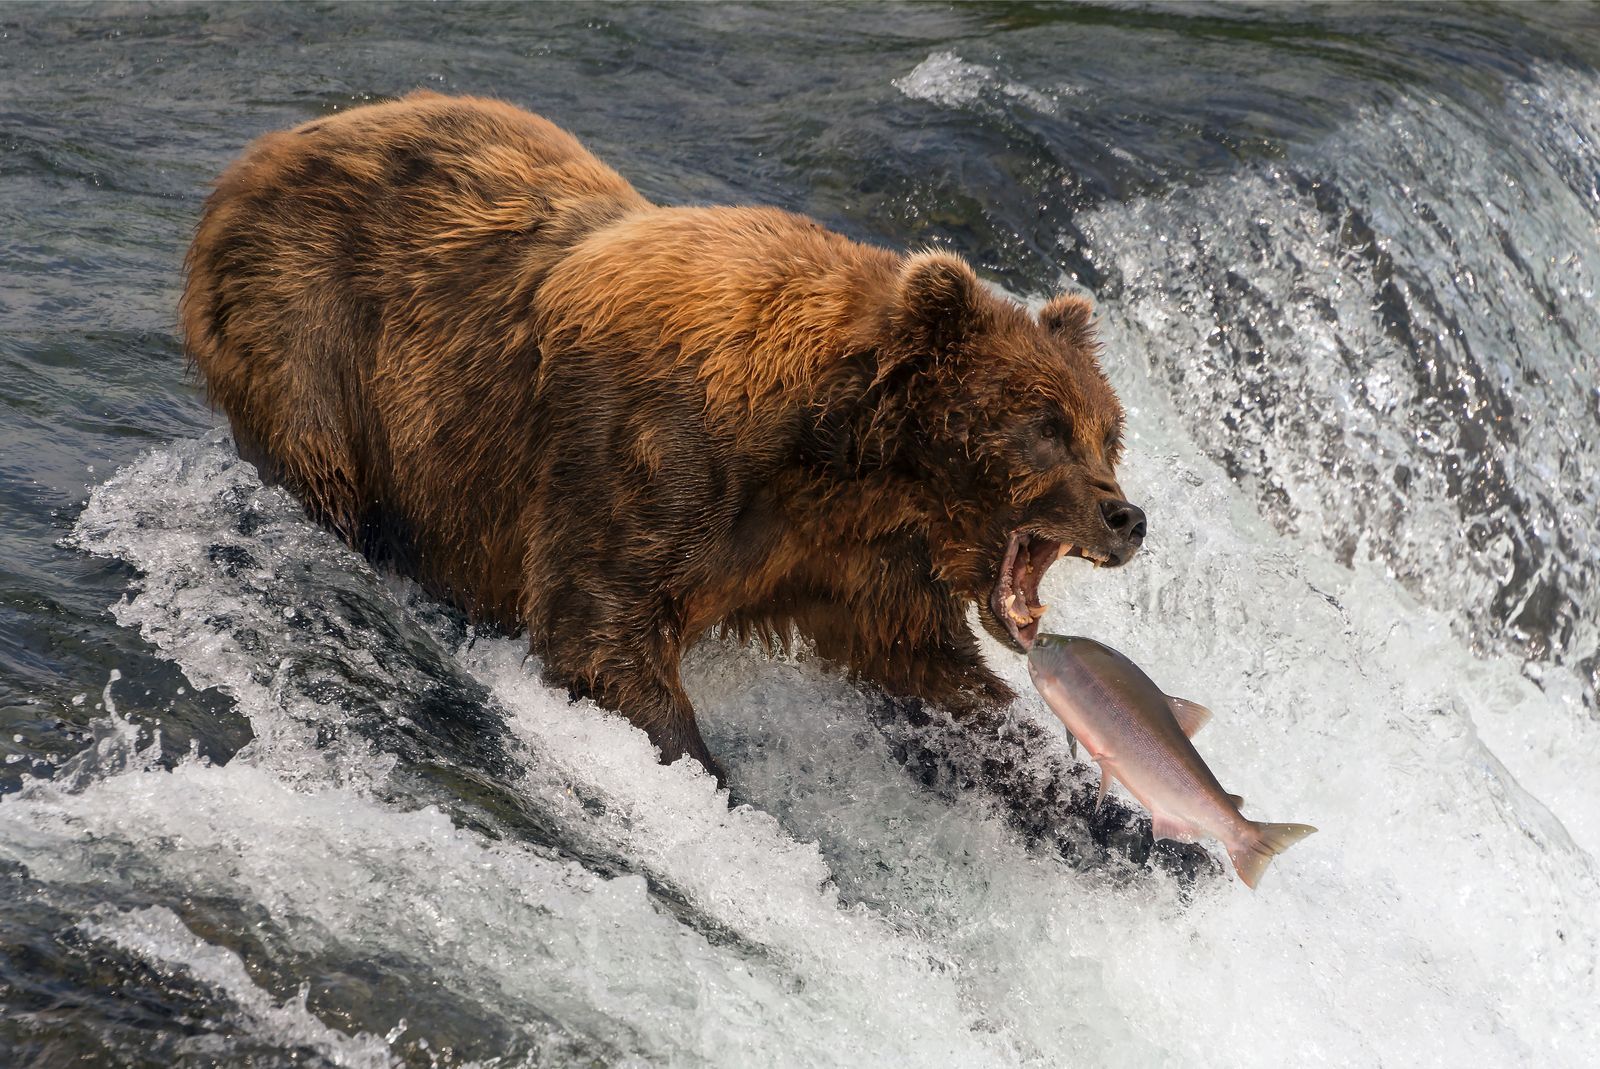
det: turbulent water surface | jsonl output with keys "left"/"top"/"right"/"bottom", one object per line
{"left": 3, "top": 3, "right": 1599, "bottom": 1066}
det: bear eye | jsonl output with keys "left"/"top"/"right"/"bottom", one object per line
{"left": 1038, "top": 415, "right": 1071, "bottom": 442}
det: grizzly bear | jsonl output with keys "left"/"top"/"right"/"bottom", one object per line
{"left": 180, "top": 91, "right": 1146, "bottom": 784}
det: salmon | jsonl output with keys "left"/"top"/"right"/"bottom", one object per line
{"left": 1028, "top": 634, "right": 1317, "bottom": 888}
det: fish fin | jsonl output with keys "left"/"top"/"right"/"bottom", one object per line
{"left": 1068, "top": 732, "right": 1079, "bottom": 759}
{"left": 1150, "top": 813, "right": 1203, "bottom": 844}
{"left": 1227, "top": 821, "right": 1318, "bottom": 890}
{"left": 1094, "top": 765, "right": 1114, "bottom": 812}
{"left": 1228, "top": 793, "right": 1245, "bottom": 810}
{"left": 1165, "top": 695, "right": 1213, "bottom": 737}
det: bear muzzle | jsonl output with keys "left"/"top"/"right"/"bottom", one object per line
{"left": 988, "top": 501, "right": 1148, "bottom": 652}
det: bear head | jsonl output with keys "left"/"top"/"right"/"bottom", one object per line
{"left": 871, "top": 250, "right": 1145, "bottom": 653}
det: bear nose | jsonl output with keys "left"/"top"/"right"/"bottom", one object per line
{"left": 1099, "top": 499, "right": 1147, "bottom": 544}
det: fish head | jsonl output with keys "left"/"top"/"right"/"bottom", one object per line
{"left": 1028, "top": 633, "right": 1168, "bottom": 735}
{"left": 1027, "top": 633, "right": 1110, "bottom": 689}
{"left": 1027, "top": 634, "right": 1139, "bottom": 758}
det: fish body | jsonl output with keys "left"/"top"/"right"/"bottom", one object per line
{"left": 1027, "top": 633, "right": 1316, "bottom": 888}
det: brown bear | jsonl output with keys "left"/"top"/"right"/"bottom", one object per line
{"left": 180, "top": 91, "right": 1146, "bottom": 784}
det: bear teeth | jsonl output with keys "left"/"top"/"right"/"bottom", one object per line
{"left": 1057, "top": 543, "right": 1111, "bottom": 567}
{"left": 1004, "top": 592, "right": 1033, "bottom": 627}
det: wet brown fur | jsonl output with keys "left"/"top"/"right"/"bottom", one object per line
{"left": 181, "top": 92, "right": 1135, "bottom": 779}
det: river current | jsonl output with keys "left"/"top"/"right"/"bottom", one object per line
{"left": 2, "top": 4, "right": 1597, "bottom": 1066}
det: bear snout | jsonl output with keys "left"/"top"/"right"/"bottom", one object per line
{"left": 1098, "top": 498, "right": 1147, "bottom": 557}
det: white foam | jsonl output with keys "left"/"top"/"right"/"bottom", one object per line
{"left": 80, "top": 906, "right": 399, "bottom": 1069}
{"left": 53, "top": 437, "right": 1015, "bottom": 1065}
{"left": 4, "top": 754, "right": 1011, "bottom": 1067}
{"left": 71, "top": 433, "right": 401, "bottom": 792}
{"left": 895, "top": 51, "right": 1056, "bottom": 114}
{"left": 39, "top": 407, "right": 1600, "bottom": 1065}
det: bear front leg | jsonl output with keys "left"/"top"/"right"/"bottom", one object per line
{"left": 619, "top": 675, "right": 724, "bottom": 784}
{"left": 817, "top": 593, "right": 1015, "bottom": 715}
{"left": 880, "top": 641, "right": 1016, "bottom": 715}
{"left": 543, "top": 645, "right": 726, "bottom": 785}
{"left": 519, "top": 522, "right": 726, "bottom": 781}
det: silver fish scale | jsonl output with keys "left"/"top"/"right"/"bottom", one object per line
{"left": 1034, "top": 637, "right": 1236, "bottom": 832}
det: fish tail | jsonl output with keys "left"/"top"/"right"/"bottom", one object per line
{"left": 1227, "top": 821, "right": 1318, "bottom": 890}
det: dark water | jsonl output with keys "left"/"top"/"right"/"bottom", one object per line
{"left": 3, "top": 3, "right": 1599, "bottom": 1067}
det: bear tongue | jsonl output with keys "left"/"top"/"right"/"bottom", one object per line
{"left": 1005, "top": 535, "right": 1060, "bottom": 627}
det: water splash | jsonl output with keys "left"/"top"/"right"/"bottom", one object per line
{"left": 1071, "top": 67, "right": 1600, "bottom": 707}
{"left": 894, "top": 51, "right": 1059, "bottom": 114}
{"left": 36, "top": 435, "right": 1019, "bottom": 1067}
{"left": 11, "top": 403, "right": 1593, "bottom": 1065}
{"left": 79, "top": 906, "right": 400, "bottom": 1069}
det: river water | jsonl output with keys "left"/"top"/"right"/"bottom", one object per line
{"left": 2, "top": 3, "right": 1598, "bottom": 1066}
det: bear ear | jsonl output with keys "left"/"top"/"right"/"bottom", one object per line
{"left": 893, "top": 250, "right": 985, "bottom": 353}
{"left": 1039, "top": 292, "right": 1096, "bottom": 349}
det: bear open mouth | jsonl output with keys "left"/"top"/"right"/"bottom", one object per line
{"left": 990, "top": 531, "right": 1113, "bottom": 651}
